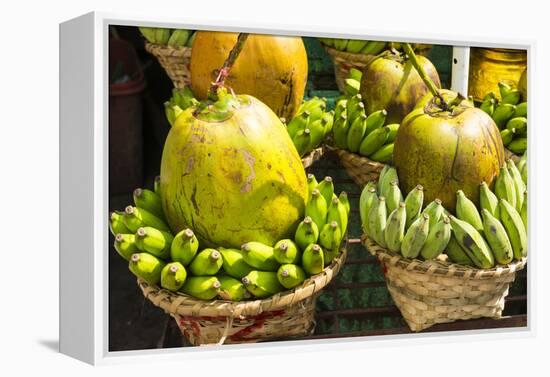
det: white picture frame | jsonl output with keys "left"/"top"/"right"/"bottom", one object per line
{"left": 59, "top": 11, "right": 535, "bottom": 365}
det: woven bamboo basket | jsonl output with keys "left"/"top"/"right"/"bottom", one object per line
{"left": 138, "top": 244, "right": 347, "bottom": 345}
{"left": 362, "top": 235, "right": 527, "bottom": 332}
{"left": 333, "top": 147, "right": 385, "bottom": 187}
{"left": 504, "top": 148, "right": 521, "bottom": 163}
{"left": 323, "top": 45, "right": 432, "bottom": 93}
{"left": 301, "top": 146, "right": 325, "bottom": 169}
{"left": 145, "top": 42, "right": 192, "bottom": 88}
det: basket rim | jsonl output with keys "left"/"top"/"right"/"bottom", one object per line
{"left": 301, "top": 146, "right": 325, "bottom": 168}
{"left": 138, "top": 243, "right": 348, "bottom": 317}
{"left": 144, "top": 41, "right": 192, "bottom": 57}
{"left": 362, "top": 235, "right": 527, "bottom": 279}
{"left": 330, "top": 146, "right": 386, "bottom": 169}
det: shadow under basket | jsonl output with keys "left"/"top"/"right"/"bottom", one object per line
{"left": 301, "top": 146, "right": 325, "bottom": 169}
{"left": 333, "top": 147, "right": 385, "bottom": 187}
{"left": 145, "top": 42, "right": 192, "bottom": 88}
{"left": 138, "top": 246, "right": 347, "bottom": 345}
{"left": 362, "top": 236, "right": 527, "bottom": 332}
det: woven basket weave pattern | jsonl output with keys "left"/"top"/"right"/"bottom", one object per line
{"left": 145, "top": 42, "right": 192, "bottom": 88}
{"left": 138, "top": 244, "right": 347, "bottom": 345}
{"left": 504, "top": 148, "right": 521, "bottom": 163}
{"left": 335, "top": 148, "right": 385, "bottom": 187}
{"left": 301, "top": 146, "right": 324, "bottom": 169}
{"left": 363, "top": 236, "right": 526, "bottom": 332}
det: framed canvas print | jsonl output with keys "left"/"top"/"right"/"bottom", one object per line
{"left": 60, "top": 11, "right": 532, "bottom": 365}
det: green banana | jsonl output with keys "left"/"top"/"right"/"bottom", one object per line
{"left": 333, "top": 38, "right": 349, "bottom": 51}
{"left": 385, "top": 123, "right": 400, "bottom": 143}
{"left": 277, "top": 264, "right": 306, "bottom": 289}
{"left": 322, "top": 111, "right": 335, "bottom": 136}
{"left": 306, "top": 189, "right": 328, "bottom": 231}
{"left": 114, "top": 233, "right": 138, "bottom": 261}
{"left": 346, "top": 94, "right": 363, "bottom": 121}
{"left": 154, "top": 28, "right": 171, "bottom": 45}
{"left": 420, "top": 217, "right": 451, "bottom": 260}
{"left": 507, "top": 159, "right": 525, "bottom": 211}
{"left": 360, "top": 41, "right": 387, "bottom": 55}
{"left": 344, "top": 78, "right": 361, "bottom": 96}
{"left": 349, "top": 102, "right": 366, "bottom": 124}
{"left": 218, "top": 275, "right": 249, "bottom": 301}
{"left": 455, "top": 190, "right": 483, "bottom": 233}
{"left": 180, "top": 276, "right": 221, "bottom": 300}
{"left": 520, "top": 157, "right": 527, "bottom": 185}
{"left": 502, "top": 89, "right": 521, "bottom": 105}
{"left": 359, "top": 185, "right": 378, "bottom": 232}
{"left": 404, "top": 184, "right": 424, "bottom": 229}
{"left": 129, "top": 253, "right": 165, "bottom": 285}
{"left": 422, "top": 199, "right": 444, "bottom": 228}
{"left": 139, "top": 27, "right": 157, "bottom": 43}
{"left": 515, "top": 102, "right": 527, "bottom": 118}
{"left": 218, "top": 247, "right": 253, "bottom": 279}
{"left": 334, "top": 100, "right": 347, "bottom": 121}
{"left": 317, "top": 176, "right": 335, "bottom": 206}
{"left": 385, "top": 180, "right": 403, "bottom": 215}
{"left": 318, "top": 37, "right": 334, "bottom": 47}
{"left": 500, "top": 128, "right": 515, "bottom": 147}
{"left": 364, "top": 109, "right": 387, "bottom": 136}
{"left": 401, "top": 213, "right": 430, "bottom": 259}
{"left": 347, "top": 113, "right": 368, "bottom": 152}
{"left": 498, "top": 81, "right": 513, "bottom": 99}
{"left": 123, "top": 205, "right": 170, "bottom": 233}
{"left": 339, "top": 191, "right": 351, "bottom": 215}
{"left": 133, "top": 188, "right": 164, "bottom": 219}
{"left": 359, "top": 126, "right": 390, "bottom": 157}
{"left": 189, "top": 248, "right": 223, "bottom": 276}
{"left": 333, "top": 113, "right": 350, "bottom": 149}
{"left": 348, "top": 67, "right": 363, "bottom": 82}
{"left": 242, "top": 271, "right": 284, "bottom": 298}
{"left": 319, "top": 221, "right": 343, "bottom": 265}
{"left": 241, "top": 242, "right": 279, "bottom": 271}
{"left": 293, "top": 128, "right": 312, "bottom": 156}
{"left": 170, "top": 228, "right": 199, "bottom": 266}
{"left": 167, "top": 29, "right": 190, "bottom": 48}
{"left": 110, "top": 211, "right": 130, "bottom": 236}
{"left": 307, "top": 174, "right": 318, "bottom": 197}
{"left": 135, "top": 226, "right": 173, "bottom": 259}
{"left": 185, "top": 31, "right": 196, "bottom": 47}
{"left": 308, "top": 118, "right": 326, "bottom": 150}
{"left": 492, "top": 103, "right": 516, "bottom": 129}
{"left": 449, "top": 216, "right": 494, "bottom": 269}
{"left": 346, "top": 39, "right": 369, "bottom": 53}
{"left": 160, "top": 262, "right": 187, "bottom": 292}
{"left": 295, "top": 216, "right": 320, "bottom": 251}
{"left": 499, "top": 199, "right": 527, "bottom": 260}
{"left": 481, "top": 209, "right": 513, "bottom": 265}
{"left": 370, "top": 143, "right": 394, "bottom": 163}
{"left": 521, "top": 191, "right": 527, "bottom": 230}
{"left": 444, "top": 235, "right": 474, "bottom": 266}
{"left": 287, "top": 111, "right": 309, "bottom": 139}
{"left": 507, "top": 138, "right": 527, "bottom": 155}
{"left": 480, "top": 182, "right": 500, "bottom": 220}
{"left": 384, "top": 202, "right": 407, "bottom": 253}
{"left": 302, "top": 244, "right": 325, "bottom": 275}
{"left": 494, "top": 164, "right": 517, "bottom": 209}
{"left": 327, "top": 197, "right": 348, "bottom": 234}
{"left": 273, "top": 239, "right": 300, "bottom": 264}
{"left": 480, "top": 98, "right": 496, "bottom": 116}
{"left": 368, "top": 196, "right": 387, "bottom": 247}
{"left": 378, "top": 166, "right": 398, "bottom": 196}
{"left": 506, "top": 117, "right": 527, "bottom": 134}
{"left": 154, "top": 175, "right": 161, "bottom": 194}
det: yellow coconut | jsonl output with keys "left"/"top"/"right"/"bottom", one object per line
{"left": 160, "top": 92, "right": 308, "bottom": 248}
{"left": 190, "top": 32, "right": 308, "bottom": 121}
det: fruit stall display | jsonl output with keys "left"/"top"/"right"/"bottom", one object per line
{"left": 108, "top": 29, "right": 528, "bottom": 349}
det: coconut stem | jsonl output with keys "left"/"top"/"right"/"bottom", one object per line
{"left": 402, "top": 43, "right": 449, "bottom": 111}
{"left": 209, "top": 33, "right": 250, "bottom": 100}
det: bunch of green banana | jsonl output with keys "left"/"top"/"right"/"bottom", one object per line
{"left": 318, "top": 38, "right": 393, "bottom": 55}
{"left": 284, "top": 97, "right": 334, "bottom": 157}
{"left": 112, "top": 175, "right": 349, "bottom": 301}
{"left": 139, "top": 27, "right": 196, "bottom": 47}
{"left": 331, "top": 70, "right": 397, "bottom": 162}
{"left": 164, "top": 87, "right": 199, "bottom": 127}
{"left": 478, "top": 82, "right": 527, "bottom": 154}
